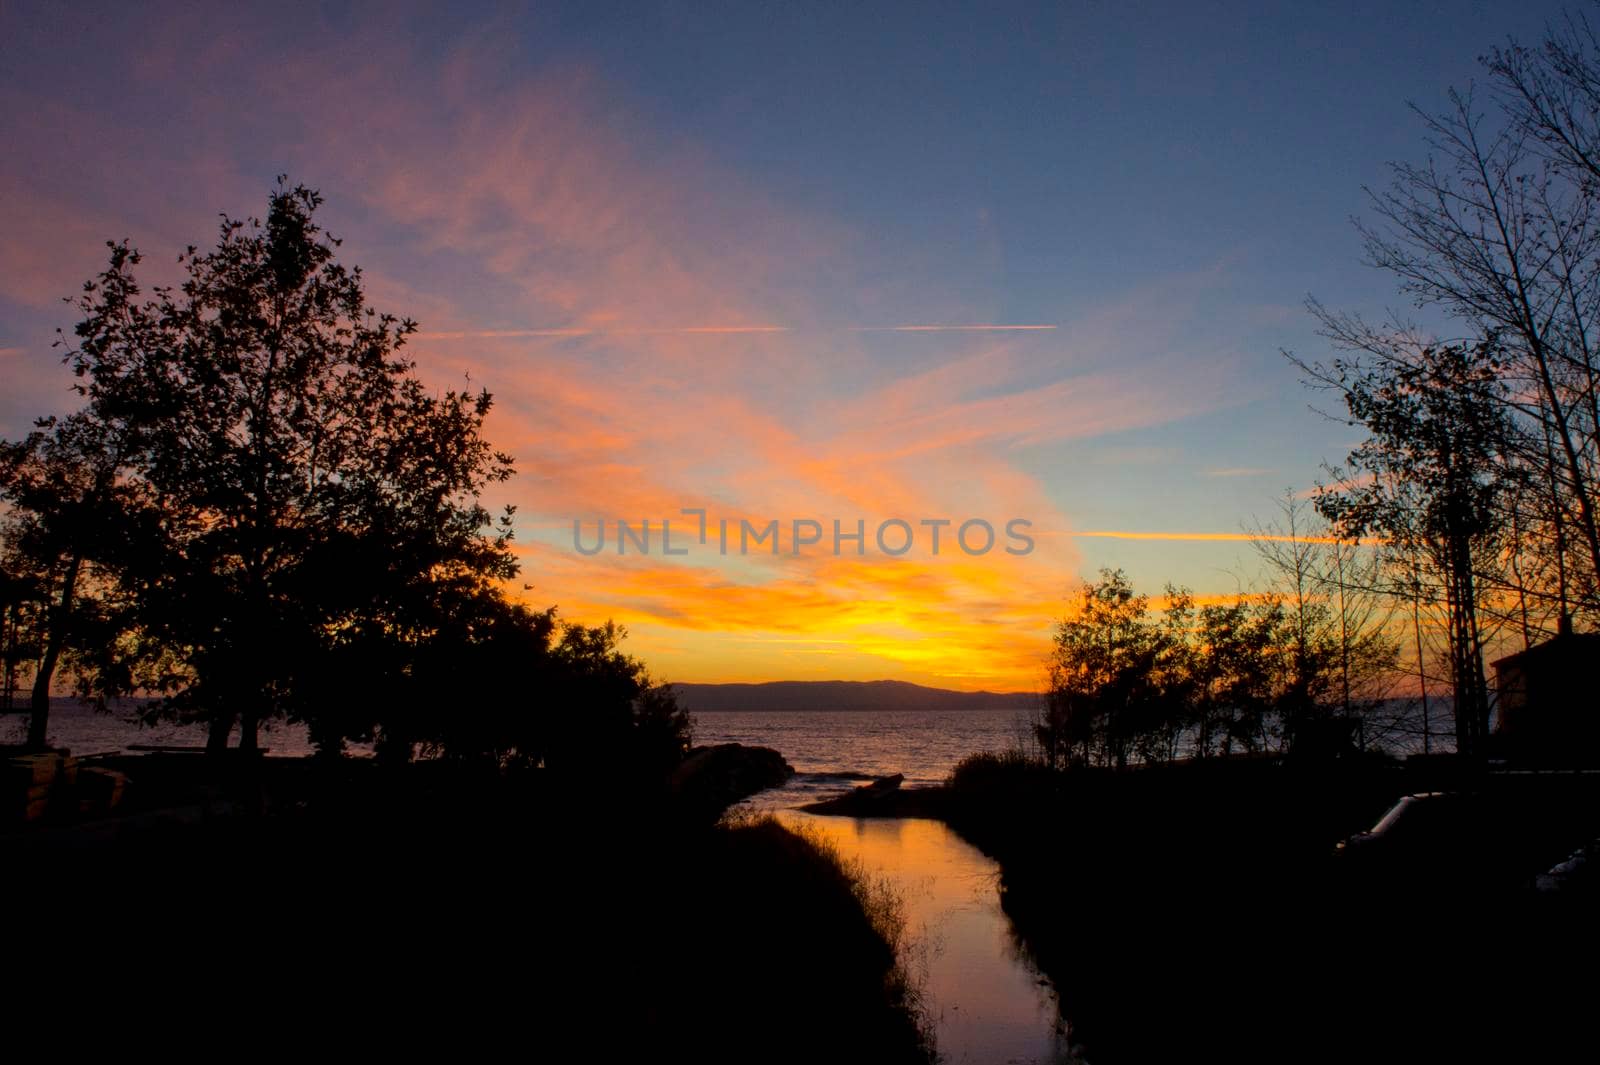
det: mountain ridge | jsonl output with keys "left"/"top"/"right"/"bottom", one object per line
{"left": 668, "top": 679, "right": 1041, "bottom": 712}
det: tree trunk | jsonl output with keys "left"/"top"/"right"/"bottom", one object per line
{"left": 1444, "top": 534, "right": 1490, "bottom": 758}
{"left": 27, "top": 664, "right": 54, "bottom": 750}
{"left": 376, "top": 724, "right": 412, "bottom": 768}
{"left": 3, "top": 603, "right": 16, "bottom": 712}
{"left": 239, "top": 711, "right": 260, "bottom": 753}
{"left": 206, "top": 710, "right": 235, "bottom": 754}
{"left": 26, "top": 553, "right": 82, "bottom": 751}
{"left": 1412, "top": 565, "right": 1431, "bottom": 757}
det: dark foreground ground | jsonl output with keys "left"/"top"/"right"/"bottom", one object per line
{"left": 933, "top": 754, "right": 1600, "bottom": 1065}
{"left": 3, "top": 755, "right": 932, "bottom": 1063}
{"left": 11, "top": 749, "right": 1598, "bottom": 1063}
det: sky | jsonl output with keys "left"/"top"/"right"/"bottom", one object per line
{"left": 0, "top": 0, "right": 1579, "bottom": 690}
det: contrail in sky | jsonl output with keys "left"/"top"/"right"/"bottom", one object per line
{"left": 854, "top": 324, "right": 1058, "bottom": 332}
{"left": 415, "top": 323, "right": 1057, "bottom": 340}
{"left": 415, "top": 326, "right": 791, "bottom": 339}
{"left": 1073, "top": 530, "right": 1383, "bottom": 545}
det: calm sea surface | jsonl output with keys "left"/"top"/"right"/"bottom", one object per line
{"left": 0, "top": 701, "right": 325, "bottom": 755}
{"left": 5, "top": 704, "right": 1040, "bottom": 781}
{"left": 8, "top": 702, "right": 1068, "bottom": 1063}
{"left": 695, "top": 707, "right": 1040, "bottom": 809}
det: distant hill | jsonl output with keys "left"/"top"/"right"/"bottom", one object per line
{"left": 668, "top": 679, "right": 1041, "bottom": 713}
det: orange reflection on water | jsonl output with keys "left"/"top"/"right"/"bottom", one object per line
{"left": 779, "top": 812, "right": 1069, "bottom": 1064}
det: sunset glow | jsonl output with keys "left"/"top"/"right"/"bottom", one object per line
{"left": 0, "top": 2, "right": 1567, "bottom": 693}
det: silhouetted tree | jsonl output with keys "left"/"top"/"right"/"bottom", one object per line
{"left": 1039, "top": 558, "right": 1404, "bottom": 765}
{"left": 58, "top": 180, "right": 516, "bottom": 753}
{"left": 544, "top": 619, "right": 693, "bottom": 776}
{"left": 1248, "top": 492, "right": 1402, "bottom": 754}
{"left": 375, "top": 606, "right": 694, "bottom": 777}
{"left": 0, "top": 413, "right": 146, "bottom": 748}
{"left": 1188, "top": 595, "right": 1289, "bottom": 757}
{"left": 1335, "top": 16, "right": 1600, "bottom": 624}
{"left": 13, "top": 179, "right": 692, "bottom": 775}
{"left": 0, "top": 544, "right": 44, "bottom": 716}
{"left": 1305, "top": 341, "right": 1510, "bottom": 756}
{"left": 1040, "top": 570, "right": 1180, "bottom": 768}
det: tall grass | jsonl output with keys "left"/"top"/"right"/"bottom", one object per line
{"left": 721, "top": 812, "right": 938, "bottom": 1063}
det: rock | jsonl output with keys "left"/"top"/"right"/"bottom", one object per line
{"left": 4, "top": 750, "right": 75, "bottom": 822}
{"left": 669, "top": 743, "right": 795, "bottom": 819}
{"left": 857, "top": 773, "right": 903, "bottom": 796}
{"left": 75, "top": 766, "right": 129, "bottom": 817}
{"left": 799, "top": 776, "right": 948, "bottom": 818}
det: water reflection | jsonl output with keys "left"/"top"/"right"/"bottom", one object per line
{"left": 781, "top": 811, "right": 1074, "bottom": 1065}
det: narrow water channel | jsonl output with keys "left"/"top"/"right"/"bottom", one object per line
{"left": 779, "top": 811, "right": 1074, "bottom": 1065}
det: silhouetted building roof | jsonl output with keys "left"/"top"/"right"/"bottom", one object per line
{"left": 1492, "top": 631, "right": 1600, "bottom": 765}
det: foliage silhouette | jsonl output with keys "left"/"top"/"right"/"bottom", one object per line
{"left": 0, "top": 412, "right": 149, "bottom": 747}
{"left": 3, "top": 179, "right": 692, "bottom": 772}
{"left": 41, "top": 180, "right": 515, "bottom": 752}
{"left": 1038, "top": 567, "right": 1399, "bottom": 766}
{"left": 1310, "top": 341, "right": 1511, "bottom": 754}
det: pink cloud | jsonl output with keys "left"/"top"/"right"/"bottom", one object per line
{"left": 0, "top": 19, "right": 1255, "bottom": 686}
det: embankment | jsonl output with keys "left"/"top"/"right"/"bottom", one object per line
{"left": 937, "top": 753, "right": 1600, "bottom": 1063}
{"left": 5, "top": 750, "right": 932, "bottom": 1063}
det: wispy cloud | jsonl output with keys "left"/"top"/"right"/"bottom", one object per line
{"left": 852, "top": 324, "right": 1058, "bottom": 332}
{"left": 1295, "top": 474, "right": 1376, "bottom": 498}
{"left": 415, "top": 323, "right": 1057, "bottom": 339}
{"left": 415, "top": 326, "right": 792, "bottom": 340}
{"left": 1073, "top": 530, "right": 1381, "bottom": 545}
{"left": 0, "top": 15, "right": 1264, "bottom": 690}
{"left": 1202, "top": 466, "right": 1272, "bottom": 478}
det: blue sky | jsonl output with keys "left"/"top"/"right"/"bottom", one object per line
{"left": 0, "top": 0, "right": 1576, "bottom": 686}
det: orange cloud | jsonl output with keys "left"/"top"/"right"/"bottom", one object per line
{"left": 1296, "top": 474, "right": 1377, "bottom": 499}
{"left": 0, "top": 22, "right": 1258, "bottom": 692}
{"left": 509, "top": 537, "right": 1070, "bottom": 691}
{"left": 275, "top": 58, "right": 1244, "bottom": 688}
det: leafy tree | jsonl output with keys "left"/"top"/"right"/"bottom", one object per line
{"left": 385, "top": 607, "right": 693, "bottom": 777}
{"left": 12, "top": 178, "right": 694, "bottom": 776}
{"left": 1248, "top": 492, "right": 1402, "bottom": 754}
{"left": 58, "top": 180, "right": 516, "bottom": 752}
{"left": 0, "top": 544, "right": 45, "bottom": 715}
{"left": 1039, "top": 569, "right": 1181, "bottom": 768}
{"left": 1305, "top": 341, "right": 1509, "bottom": 755}
{"left": 0, "top": 412, "right": 146, "bottom": 748}
{"left": 544, "top": 618, "right": 694, "bottom": 776}
{"left": 1136, "top": 587, "right": 1201, "bottom": 764}
{"left": 1039, "top": 557, "right": 1402, "bottom": 766}
{"left": 1189, "top": 596, "right": 1288, "bottom": 757}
